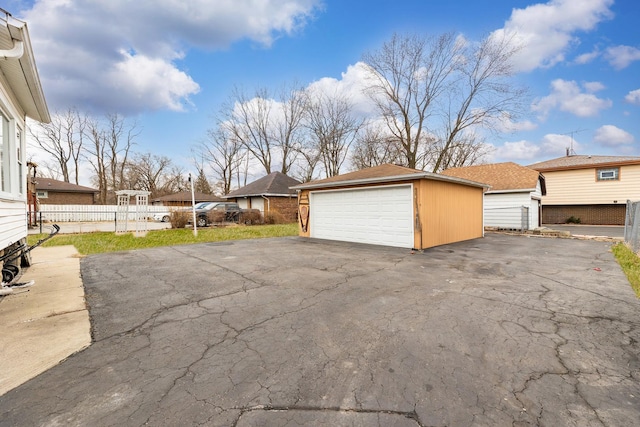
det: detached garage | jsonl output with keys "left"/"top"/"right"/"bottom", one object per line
{"left": 292, "top": 164, "right": 488, "bottom": 250}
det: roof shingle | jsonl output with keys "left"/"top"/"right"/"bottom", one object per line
{"left": 527, "top": 155, "right": 640, "bottom": 171}
{"left": 225, "top": 172, "right": 301, "bottom": 198}
{"left": 35, "top": 178, "right": 98, "bottom": 193}
{"left": 441, "top": 162, "right": 541, "bottom": 192}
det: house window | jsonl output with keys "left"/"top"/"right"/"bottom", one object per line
{"left": 596, "top": 168, "right": 619, "bottom": 181}
{"left": 37, "top": 190, "right": 48, "bottom": 198}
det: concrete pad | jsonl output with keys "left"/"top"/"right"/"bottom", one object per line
{"left": 1, "top": 236, "right": 638, "bottom": 426}
{"left": 0, "top": 245, "right": 91, "bottom": 396}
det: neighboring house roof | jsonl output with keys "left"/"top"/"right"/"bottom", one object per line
{"left": 441, "top": 162, "right": 545, "bottom": 194}
{"left": 0, "top": 15, "right": 49, "bottom": 123}
{"left": 528, "top": 155, "right": 640, "bottom": 172}
{"left": 152, "top": 191, "right": 224, "bottom": 203}
{"left": 224, "top": 172, "right": 302, "bottom": 198}
{"left": 36, "top": 178, "right": 98, "bottom": 193}
{"left": 291, "top": 163, "right": 489, "bottom": 190}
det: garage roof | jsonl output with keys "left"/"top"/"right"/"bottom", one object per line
{"left": 441, "top": 162, "right": 545, "bottom": 194}
{"left": 291, "top": 163, "right": 489, "bottom": 190}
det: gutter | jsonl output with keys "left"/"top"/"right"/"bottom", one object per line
{"left": 291, "top": 172, "right": 489, "bottom": 191}
{"left": 0, "top": 39, "right": 23, "bottom": 59}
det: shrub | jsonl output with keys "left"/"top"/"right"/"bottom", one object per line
{"left": 566, "top": 216, "right": 581, "bottom": 224}
{"left": 207, "top": 210, "right": 226, "bottom": 225}
{"left": 169, "top": 211, "right": 189, "bottom": 229}
{"left": 239, "top": 210, "right": 263, "bottom": 225}
{"left": 264, "top": 211, "right": 288, "bottom": 225}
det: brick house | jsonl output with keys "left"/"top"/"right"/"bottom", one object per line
{"left": 528, "top": 155, "right": 640, "bottom": 225}
{"left": 223, "top": 172, "right": 301, "bottom": 222}
{"left": 35, "top": 178, "right": 98, "bottom": 205}
{"left": 151, "top": 191, "right": 224, "bottom": 207}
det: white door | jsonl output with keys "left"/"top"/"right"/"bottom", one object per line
{"left": 310, "top": 185, "right": 414, "bottom": 248}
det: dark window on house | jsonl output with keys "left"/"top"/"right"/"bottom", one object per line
{"left": 596, "top": 167, "right": 619, "bottom": 181}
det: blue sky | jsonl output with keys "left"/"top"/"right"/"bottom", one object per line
{"left": 10, "top": 0, "right": 640, "bottom": 181}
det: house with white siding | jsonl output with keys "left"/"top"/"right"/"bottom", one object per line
{"left": 442, "top": 162, "right": 545, "bottom": 231}
{"left": 528, "top": 155, "right": 640, "bottom": 225}
{"left": 0, "top": 15, "right": 50, "bottom": 274}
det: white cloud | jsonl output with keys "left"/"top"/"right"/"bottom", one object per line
{"left": 583, "top": 81, "right": 605, "bottom": 92}
{"left": 605, "top": 45, "right": 640, "bottom": 70}
{"left": 532, "top": 79, "right": 612, "bottom": 119}
{"left": 20, "top": 0, "right": 322, "bottom": 114}
{"left": 574, "top": 49, "right": 600, "bottom": 65}
{"left": 541, "top": 133, "right": 578, "bottom": 154}
{"left": 492, "top": 133, "right": 579, "bottom": 162}
{"left": 593, "top": 125, "right": 635, "bottom": 146}
{"left": 625, "top": 89, "right": 640, "bottom": 105}
{"left": 492, "top": 113, "right": 538, "bottom": 133}
{"left": 491, "top": 140, "right": 541, "bottom": 161}
{"left": 305, "top": 62, "right": 378, "bottom": 117}
{"left": 491, "top": 0, "right": 614, "bottom": 72}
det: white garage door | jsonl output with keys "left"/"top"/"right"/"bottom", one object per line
{"left": 310, "top": 185, "right": 414, "bottom": 248}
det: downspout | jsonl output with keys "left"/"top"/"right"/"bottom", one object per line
{"left": 0, "top": 39, "right": 24, "bottom": 59}
{"left": 261, "top": 195, "right": 270, "bottom": 217}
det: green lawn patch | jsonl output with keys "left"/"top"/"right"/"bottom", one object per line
{"left": 611, "top": 242, "right": 640, "bottom": 298}
{"left": 28, "top": 223, "right": 298, "bottom": 255}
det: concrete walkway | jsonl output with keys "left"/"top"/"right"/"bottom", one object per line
{"left": 0, "top": 246, "right": 91, "bottom": 396}
{"left": 543, "top": 224, "right": 625, "bottom": 239}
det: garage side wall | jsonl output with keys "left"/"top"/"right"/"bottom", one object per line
{"left": 418, "top": 180, "right": 484, "bottom": 248}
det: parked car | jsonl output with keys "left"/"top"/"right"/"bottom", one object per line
{"left": 190, "top": 202, "right": 260, "bottom": 227}
{"left": 153, "top": 212, "right": 172, "bottom": 222}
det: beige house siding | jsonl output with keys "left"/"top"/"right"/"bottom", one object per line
{"left": 541, "top": 164, "right": 640, "bottom": 205}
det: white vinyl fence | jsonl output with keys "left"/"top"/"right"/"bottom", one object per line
{"left": 38, "top": 204, "right": 171, "bottom": 222}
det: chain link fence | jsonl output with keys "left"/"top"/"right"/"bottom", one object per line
{"left": 624, "top": 200, "right": 640, "bottom": 253}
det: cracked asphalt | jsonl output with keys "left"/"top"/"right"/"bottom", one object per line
{"left": 1, "top": 233, "right": 639, "bottom": 426}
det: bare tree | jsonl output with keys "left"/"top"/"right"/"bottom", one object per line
{"left": 105, "top": 113, "right": 138, "bottom": 192}
{"left": 162, "top": 166, "right": 187, "bottom": 195}
{"left": 84, "top": 117, "right": 108, "bottom": 204}
{"left": 195, "top": 126, "right": 244, "bottom": 195}
{"left": 221, "top": 87, "right": 273, "bottom": 174}
{"left": 351, "top": 123, "right": 403, "bottom": 169}
{"left": 84, "top": 113, "right": 139, "bottom": 203}
{"left": 304, "top": 91, "right": 364, "bottom": 178}
{"left": 28, "top": 108, "right": 86, "bottom": 184}
{"left": 125, "top": 152, "right": 173, "bottom": 197}
{"left": 292, "top": 134, "right": 322, "bottom": 182}
{"left": 362, "top": 32, "right": 524, "bottom": 172}
{"left": 272, "top": 82, "right": 307, "bottom": 174}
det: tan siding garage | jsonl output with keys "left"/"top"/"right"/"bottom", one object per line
{"left": 310, "top": 185, "right": 414, "bottom": 248}
{"left": 293, "top": 164, "right": 488, "bottom": 250}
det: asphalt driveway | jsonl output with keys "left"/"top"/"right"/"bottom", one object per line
{"left": 1, "top": 234, "right": 638, "bottom": 426}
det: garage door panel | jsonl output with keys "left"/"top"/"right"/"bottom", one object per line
{"left": 310, "top": 185, "right": 414, "bottom": 248}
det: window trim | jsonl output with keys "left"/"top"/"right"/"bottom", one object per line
{"left": 596, "top": 167, "right": 620, "bottom": 181}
